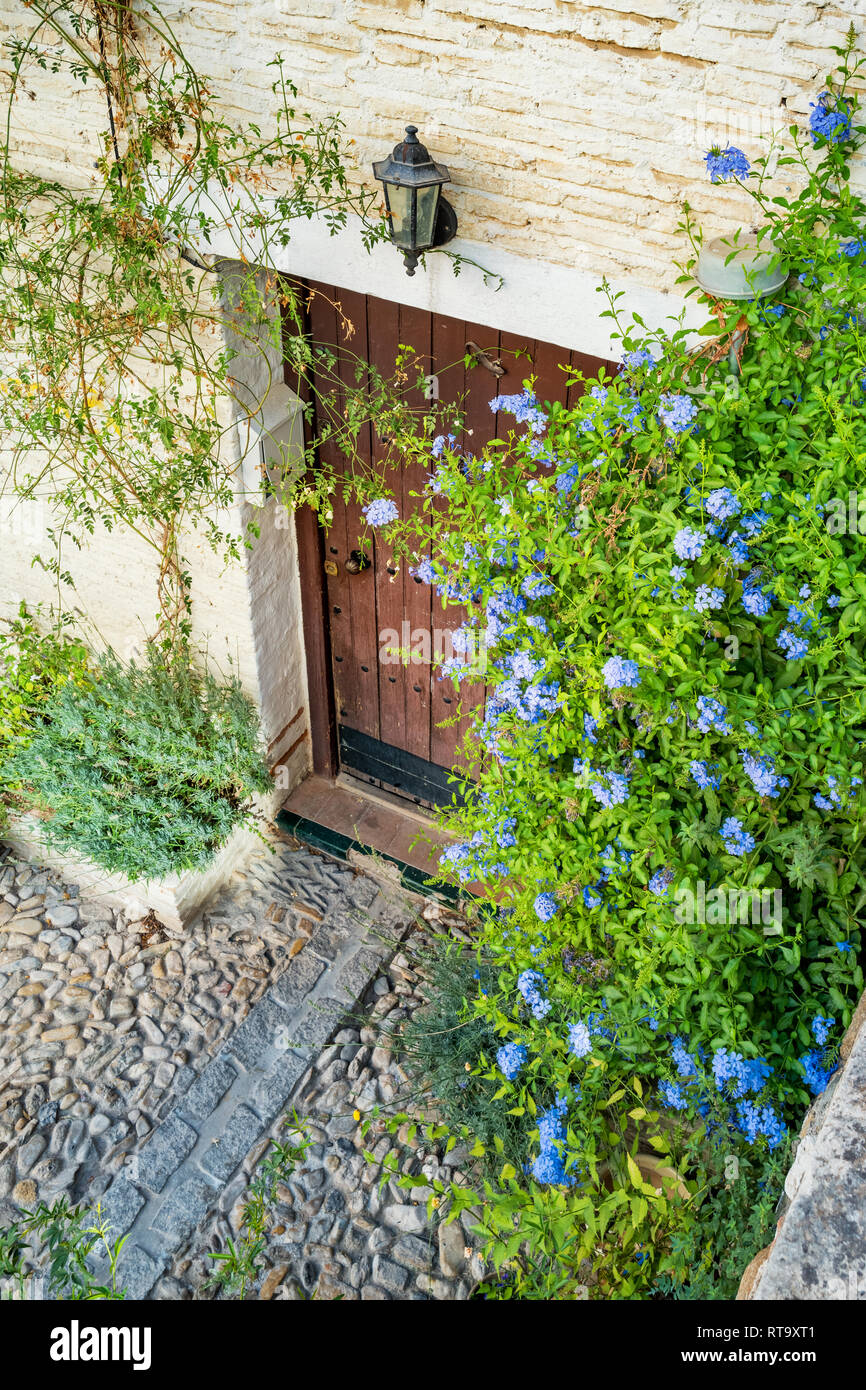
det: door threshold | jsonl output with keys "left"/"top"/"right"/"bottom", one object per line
{"left": 335, "top": 772, "right": 439, "bottom": 826}
{"left": 278, "top": 773, "right": 459, "bottom": 903}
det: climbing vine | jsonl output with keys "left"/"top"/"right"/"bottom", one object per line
{"left": 0, "top": 0, "right": 397, "bottom": 644}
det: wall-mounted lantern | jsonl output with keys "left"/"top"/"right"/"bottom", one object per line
{"left": 373, "top": 125, "right": 457, "bottom": 276}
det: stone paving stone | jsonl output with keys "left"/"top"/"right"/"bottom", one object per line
{"left": 372, "top": 1254, "right": 409, "bottom": 1293}
{"left": 135, "top": 1114, "right": 198, "bottom": 1194}
{"left": 228, "top": 994, "right": 292, "bottom": 1072}
{"left": 270, "top": 948, "right": 327, "bottom": 1011}
{"left": 392, "top": 1234, "right": 435, "bottom": 1272}
{"left": 181, "top": 1059, "right": 238, "bottom": 1123}
{"left": 307, "top": 919, "right": 354, "bottom": 963}
{"left": 290, "top": 998, "right": 344, "bottom": 1051}
{"left": 334, "top": 948, "right": 388, "bottom": 1003}
{"left": 97, "top": 1175, "right": 146, "bottom": 1236}
{"left": 249, "top": 1050, "right": 309, "bottom": 1127}
{"left": 113, "top": 1244, "right": 164, "bottom": 1301}
{"left": 151, "top": 1176, "right": 216, "bottom": 1243}
{"left": 199, "top": 1104, "right": 261, "bottom": 1181}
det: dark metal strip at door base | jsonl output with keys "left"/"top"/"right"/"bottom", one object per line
{"left": 338, "top": 727, "right": 464, "bottom": 808}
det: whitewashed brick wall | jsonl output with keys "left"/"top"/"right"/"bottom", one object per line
{"left": 158, "top": 0, "right": 865, "bottom": 283}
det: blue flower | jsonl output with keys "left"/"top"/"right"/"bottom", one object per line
{"left": 740, "top": 509, "right": 770, "bottom": 539}
{"left": 711, "top": 1049, "right": 772, "bottom": 1098}
{"left": 741, "top": 750, "right": 788, "bottom": 799}
{"left": 809, "top": 92, "right": 852, "bottom": 146}
{"left": 827, "top": 593, "right": 841, "bottom": 609}
{"left": 696, "top": 695, "right": 731, "bottom": 734}
{"left": 517, "top": 968, "right": 552, "bottom": 1020}
{"left": 811, "top": 1013, "right": 834, "bottom": 1047}
{"left": 721, "top": 816, "right": 755, "bottom": 856}
{"left": 622, "top": 348, "right": 655, "bottom": 371}
{"left": 836, "top": 941, "right": 854, "bottom": 953}
{"left": 648, "top": 867, "right": 673, "bottom": 896}
{"left": 690, "top": 759, "right": 720, "bottom": 790}
{"left": 735, "top": 1099, "right": 786, "bottom": 1149}
{"left": 531, "top": 1096, "right": 579, "bottom": 1186}
{"left": 659, "top": 1080, "right": 689, "bottom": 1110}
{"left": 567, "top": 1021, "right": 592, "bottom": 1058}
{"left": 671, "top": 1035, "right": 698, "bottom": 1078}
{"left": 362, "top": 497, "right": 399, "bottom": 527}
{"left": 813, "top": 774, "right": 861, "bottom": 813}
{"left": 777, "top": 627, "right": 809, "bottom": 661}
{"left": 497, "top": 1041, "right": 528, "bottom": 1080}
{"left": 659, "top": 393, "right": 699, "bottom": 435}
{"left": 800, "top": 1049, "right": 835, "bottom": 1097}
{"left": 533, "top": 892, "right": 559, "bottom": 923}
{"left": 706, "top": 487, "right": 741, "bottom": 521}
{"left": 601, "top": 655, "right": 641, "bottom": 689}
{"left": 673, "top": 527, "right": 705, "bottom": 561}
{"left": 431, "top": 433, "right": 456, "bottom": 458}
{"left": 742, "top": 583, "right": 773, "bottom": 618}
{"left": 694, "top": 584, "right": 726, "bottom": 613}
{"left": 705, "top": 146, "right": 751, "bottom": 183}
{"left": 490, "top": 390, "right": 548, "bottom": 435}
{"left": 438, "top": 842, "right": 476, "bottom": 883}
{"left": 411, "top": 557, "right": 436, "bottom": 585}
{"left": 577, "top": 763, "right": 631, "bottom": 809}
{"left": 726, "top": 531, "right": 750, "bottom": 565}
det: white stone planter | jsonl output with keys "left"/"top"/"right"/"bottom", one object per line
{"left": 1, "top": 792, "right": 281, "bottom": 931}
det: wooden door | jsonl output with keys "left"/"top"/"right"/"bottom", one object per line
{"left": 297, "top": 282, "right": 613, "bottom": 806}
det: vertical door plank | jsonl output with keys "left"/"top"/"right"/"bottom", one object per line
{"left": 292, "top": 280, "right": 338, "bottom": 777}
{"left": 397, "top": 300, "right": 434, "bottom": 762}
{"left": 308, "top": 285, "right": 378, "bottom": 739}
{"left": 306, "top": 285, "right": 361, "bottom": 732}
{"left": 332, "top": 287, "right": 382, "bottom": 739}
{"left": 365, "top": 293, "right": 409, "bottom": 755}
{"left": 430, "top": 318, "right": 492, "bottom": 772}
{"left": 532, "top": 338, "right": 572, "bottom": 415}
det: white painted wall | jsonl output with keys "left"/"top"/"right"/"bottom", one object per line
{"left": 198, "top": 206, "right": 706, "bottom": 361}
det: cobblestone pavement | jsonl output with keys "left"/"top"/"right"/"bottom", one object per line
{"left": 166, "top": 911, "right": 483, "bottom": 1301}
{"left": 0, "top": 837, "right": 479, "bottom": 1300}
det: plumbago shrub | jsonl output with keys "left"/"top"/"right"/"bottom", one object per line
{"left": 367, "top": 44, "right": 866, "bottom": 1296}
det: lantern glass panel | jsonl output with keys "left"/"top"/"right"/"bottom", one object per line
{"left": 414, "top": 184, "right": 441, "bottom": 250}
{"left": 385, "top": 182, "right": 414, "bottom": 249}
